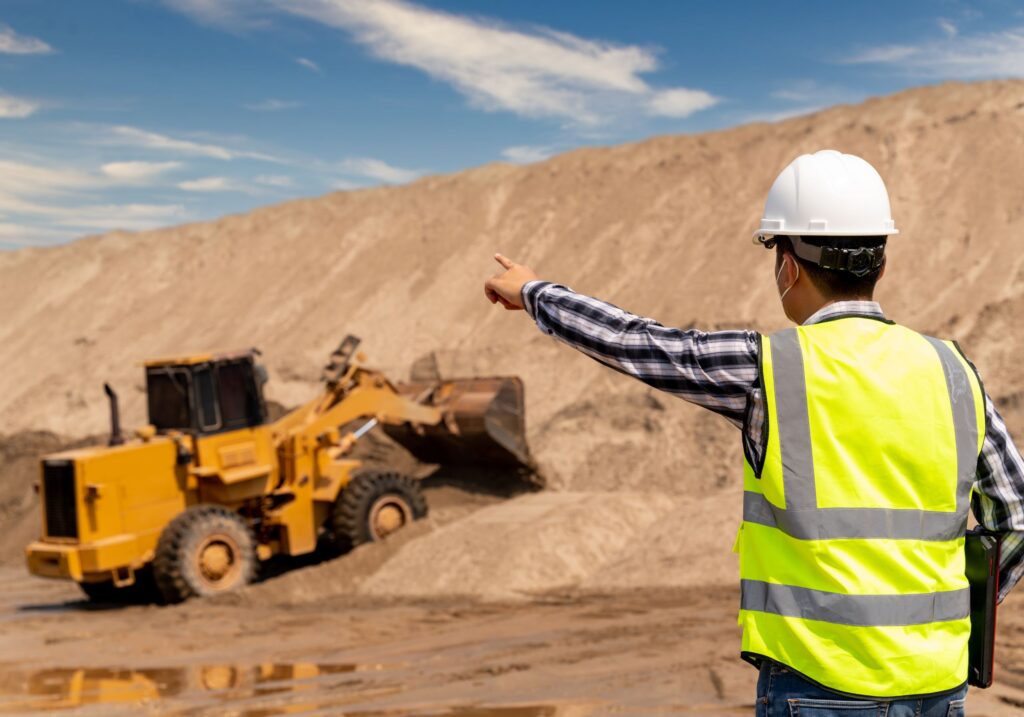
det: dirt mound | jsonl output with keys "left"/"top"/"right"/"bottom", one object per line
{"left": 4, "top": 79, "right": 1024, "bottom": 599}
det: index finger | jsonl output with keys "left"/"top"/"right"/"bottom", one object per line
{"left": 494, "top": 253, "right": 515, "bottom": 270}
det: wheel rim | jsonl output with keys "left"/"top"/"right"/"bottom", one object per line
{"left": 368, "top": 495, "right": 412, "bottom": 540}
{"left": 195, "top": 533, "right": 242, "bottom": 589}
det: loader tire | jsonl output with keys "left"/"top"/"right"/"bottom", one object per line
{"left": 332, "top": 470, "right": 427, "bottom": 548}
{"left": 153, "top": 505, "right": 256, "bottom": 604}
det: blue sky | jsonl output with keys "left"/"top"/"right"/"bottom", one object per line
{"left": 1, "top": 0, "right": 1022, "bottom": 249}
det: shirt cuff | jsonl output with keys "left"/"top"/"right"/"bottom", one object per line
{"left": 521, "top": 280, "right": 552, "bottom": 319}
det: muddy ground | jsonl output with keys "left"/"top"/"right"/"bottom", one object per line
{"left": 2, "top": 568, "right": 1024, "bottom": 717}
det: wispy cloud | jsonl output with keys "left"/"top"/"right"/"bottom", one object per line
{"left": 648, "top": 88, "right": 718, "bottom": 118}
{"left": 501, "top": 145, "right": 553, "bottom": 164}
{"left": 101, "top": 161, "right": 182, "bottom": 183}
{"left": 338, "top": 156, "right": 421, "bottom": 184}
{"left": 102, "top": 125, "right": 280, "bottom": 162}
{"left": 844, "top": 25, "right": 1024, "bottom": 78}
{"left": 254, "top": 174, "right": 294, "bottom": 187}
{"left": 0, "top": 222, "right": 76, "bottom": 247}
{"left": 0, "top": 158, "right": 188, "bottom": 239}
{"left": 0, "top": 159, "right": 98, "bottom": 197}
{"left": 329, "top": 178, "right": 362, "bottom": 191}
{"left": 0, "top": 93, "right": 41, "bottom": 118}
{"left": 53, "top": 204, "right": 187, "bottom": 230}
{"left": 161, "top": 0, "right": 271, "bottom": 30}
{"left": 0, "top": 24, "right": 54, "bottom": 54}
{"left": 296, "top": 56, "right": 321, "bottom": 72}
{"left": 244, "top": 98, "right": 303, "bottom": 111}
{"left": 273, "top": 0, "right": 717, "bottom": 125}
{"left": 739, "top": 80, "right": 862, "bottom": 124}
{"left": 938, "top": 18, "right": 958, "bottom": 39}
{"left": 178, "top": 175, "right": 247, "bottom": 192}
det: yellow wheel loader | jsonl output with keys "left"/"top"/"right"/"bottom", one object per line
{"left": 25, "top": 336, "right": 531, "bottom": 603}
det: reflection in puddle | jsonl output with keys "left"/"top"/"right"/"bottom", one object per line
{"left": 0, "top": 662, "right": 358, "bottom": 712}
{"left": 0, "top": 663, "right": 576, "bottom": 715}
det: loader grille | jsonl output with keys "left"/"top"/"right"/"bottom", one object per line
{"left": 42, "top": 461, "right": 78, "bottom": 538}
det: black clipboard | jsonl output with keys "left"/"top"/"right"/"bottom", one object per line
{"left": 965, "top": 528, "right": 1000, "bottom": 688}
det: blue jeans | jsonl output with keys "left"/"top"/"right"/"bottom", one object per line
{"left": 755, "top": 661, "right": 968, "bottom": 716}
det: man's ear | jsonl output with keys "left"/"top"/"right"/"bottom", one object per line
{"left": 779, "top": 251, "right": 797, "bottom": 284}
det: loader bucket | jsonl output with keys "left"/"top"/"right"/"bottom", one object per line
{"left": 382, "top": 376, "right": 533, "bottom": 471}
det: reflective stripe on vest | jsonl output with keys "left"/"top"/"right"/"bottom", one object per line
{"left": 737, "top": 318, "right": 985, "bottom": 698}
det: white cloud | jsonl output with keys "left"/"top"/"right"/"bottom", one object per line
{"left": 103, "top": 125, "right": 279, "bottom": 162}
{"left": 101, "top": 161, "right": 182, "bottom": 183}
{"left": 740, "top": 80, "right": 863, "bottom": 125}
{"left": 161, "top": 0, "right": 271, "bottom": 30}
{"left": 254, "top": 174, "right": 294, "bottom": 187}
{"left": 0, "top": 158, "right": 188, "bottom": 238}
{"left": 0, "top": 222, "right": 75, "bottom": 247}
{"left": 501, "top": 145, "right": 552, "bottom": 164}
{"left": 244, "top": 98, "right": 303, "bottom": 111}
{"left": 648, "top": 88, "right": 719, "bottom": 119}
{"left": 0, "top": 160, "right": 97, "bottom": 197}
{"left": 845, "top": 45, "right": 919, "bottom": 65}
{"left": 338, "top": 157, "right": 421, "bottom": 184}
{"left": 274, "top": 0, "right": 717, "bottom": 125}
{"left": 178, "top": 176, "right": 237, "bottom": 191}
{"left": 844, "top": 26, "right": 1024, "bottom": 78}
{"left": 0, "top": 24, "right": 53, "bottom": 54}
{"left": 0, "top": 190, "right": 185, "bottom": 231}
{"left": 296, "top": 56, "right": 321, "bottom": 72}
{"left": 743, "top": 105, "right": 829, "bottom": 124}
{"left": 53, "top": 204, "right": 187, "bottom": 230}
{"left": 938, "top": 18, "right": 958, "bottom": 39}
{"left": 0, "top": 93, "right": 41, "bottom": 118}
{"left": 329, "top": 178, "right": 362, "bottom": 191}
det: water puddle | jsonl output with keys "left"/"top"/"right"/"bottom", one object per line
{"left": 0, "top": 661, "right": 361, "bottom": 713}
{"left": 0, "top": 662, "right": 592, "bottom": 715}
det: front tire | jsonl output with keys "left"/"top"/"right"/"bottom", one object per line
{"left": 332, "top": 470, "right": 427, "bottom": 548}
{"left": 153, "top": 505, "right": 256, "bottom": 604}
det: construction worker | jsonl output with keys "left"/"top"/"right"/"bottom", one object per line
{"left": 484, "top": 149, "right": 1024, "bottom": 715}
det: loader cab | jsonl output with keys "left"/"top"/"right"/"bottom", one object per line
{"left": 144, "top": 351, "right": 268, "bottom": 435}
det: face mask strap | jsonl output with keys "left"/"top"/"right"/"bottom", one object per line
{"left": 777, "top": 255, "right": 798, "bottom": 301}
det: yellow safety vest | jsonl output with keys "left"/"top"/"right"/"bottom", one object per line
{"left": 737, "top": 316, "right": 985, "bottom": 697}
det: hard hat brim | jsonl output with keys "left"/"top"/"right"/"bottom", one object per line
{"left": 752, "top": 228, "right": 899, "bottom": 245}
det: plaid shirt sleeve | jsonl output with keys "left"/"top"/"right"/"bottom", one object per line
{"left": 973, "top": 394, "right": 1024, "bottom": 601}
{"left": 521, "top": 280, "right": 760, "bottom": 426}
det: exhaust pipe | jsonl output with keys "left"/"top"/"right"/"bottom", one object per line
{"left": 104, "top": 383, "right": 125, "bottom": 447}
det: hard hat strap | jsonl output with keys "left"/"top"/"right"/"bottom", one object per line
{"left": 790, "top": 237, "right": 885, "bottom": 278}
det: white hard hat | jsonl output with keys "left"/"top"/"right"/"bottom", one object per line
{"left": 752, "top": 149, "right": 898, "bottom": 244}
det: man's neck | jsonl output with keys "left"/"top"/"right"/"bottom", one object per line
{"left": 793, "top": 296, "right": 874, "bottom": 325}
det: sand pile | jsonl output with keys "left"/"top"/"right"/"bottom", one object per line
{"left": 4, "top": 79, "right": 1024, "bottom": 599}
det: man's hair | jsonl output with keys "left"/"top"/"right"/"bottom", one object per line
{"left": 775, "top": 235, "right": 886, "bottom": 299}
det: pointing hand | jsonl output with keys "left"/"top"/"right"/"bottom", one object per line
{"left": 484, "top": 253, "right": 538, "bottom": 311}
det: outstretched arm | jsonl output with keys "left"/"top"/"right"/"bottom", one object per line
{"left": 484, "top": 254, "right": 759, "bottom": 426}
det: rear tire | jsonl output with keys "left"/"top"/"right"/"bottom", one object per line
{"left": 332, "top": 470, "right": 427, "bottom": 548}
{"left": 153, "top": 505, "right": 256, "bottom": 604}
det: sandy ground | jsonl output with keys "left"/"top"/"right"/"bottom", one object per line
{"left": 1, "top": 566, "right": 1024, "bottom": 717}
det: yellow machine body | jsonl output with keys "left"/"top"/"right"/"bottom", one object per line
{"left": 26, "top": 337, "right": 531, "bottom": 590}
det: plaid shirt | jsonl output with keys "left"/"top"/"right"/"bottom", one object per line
{"left": 523, "top": 280, "right": 1024, "bottom": 601}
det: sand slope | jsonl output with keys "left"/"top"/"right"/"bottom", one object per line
{"left": 4, "top": 79, "right": 1024, "bottom": 597}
